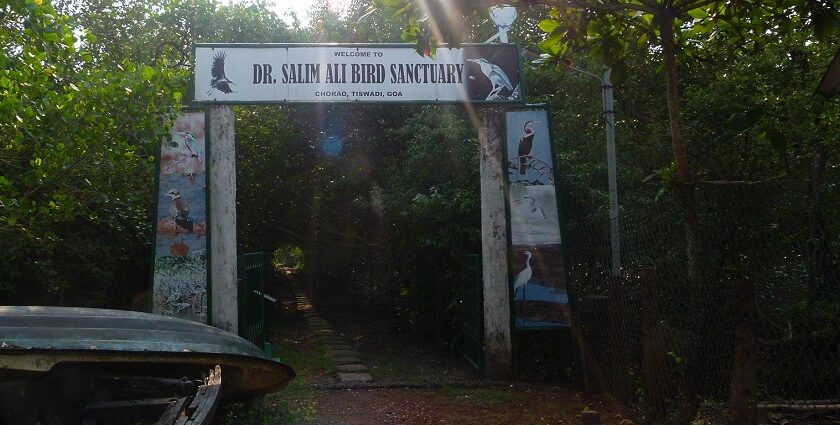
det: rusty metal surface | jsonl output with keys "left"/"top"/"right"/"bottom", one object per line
{"left": 0, "top": 306, "right": 294, "bottom": 397}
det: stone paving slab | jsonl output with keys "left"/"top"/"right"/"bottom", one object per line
{"left": 317, "top": 334, "right": 344, "bottom": 341}
{"left": 320, "top": 340, "right": 349, "bottom": 346}
{"left": 294, "top": 292, "right": 374, "bottom": 383}
{"left": 310, "top": 326, "right": 333, "bottom": 331}
{"left": 338, "top": 372, "right": 372, "bottom": 383}
{"left": 335, "top": 364, "right": 368, "bottom": 372}
{"left": 331, "top": 356, "right": 362, "bottom": 365}
{"left": 327, "top": 349, "right": 359, "bottom": 357}
{"left": 322, "top": 344, "right": 354, "bottom": 351}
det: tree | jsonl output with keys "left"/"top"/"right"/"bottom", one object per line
{"left": 0, "top": 0, "right": 183, "bottom": 304}
{"left": 367, "top": 0, "right": 838, "bottom": 422}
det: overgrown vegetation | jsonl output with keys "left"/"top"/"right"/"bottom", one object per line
{"left": 2, "top": 0, "right": 839, "bottom": 423}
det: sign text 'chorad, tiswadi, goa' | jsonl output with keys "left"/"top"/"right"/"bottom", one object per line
{"left": 193, "top": 44, "right": 521, "bottom": 103}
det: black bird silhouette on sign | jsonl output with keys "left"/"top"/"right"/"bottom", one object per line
{"left": 208, "top": 51, "right": 235, "bottom": 95}
{"left": 517, "top": 120, "right": 536, "bottom": 175}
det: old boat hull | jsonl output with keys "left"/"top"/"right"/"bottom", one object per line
{"left": 0, "top": 306, "right": 295, "bottom": 399}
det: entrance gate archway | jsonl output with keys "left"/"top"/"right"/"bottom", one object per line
{"left": 195, "top": 43, "right": 521, "bottom": 378}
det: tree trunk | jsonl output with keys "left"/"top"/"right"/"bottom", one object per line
{"left": 728, "top": 277, "right": 758, "bottom": 425}
{"left": 306, "top": 178, "right": 322, "bottom": 304}
{"left": 660, "top": 11, "right": 705, "bottom": 420}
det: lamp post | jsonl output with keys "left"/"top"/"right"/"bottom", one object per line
{"left": 567, "top": 66, "right": 621, "bottom": 278}
{"left": 487, "top": 5, "right": 517, "bottom": 43}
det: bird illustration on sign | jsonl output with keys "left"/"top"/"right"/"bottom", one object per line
{"left": 208, "top": 51, "right": 235, "bottom": 95}
{"left": 467, "top": 57, "right": 520, "bottom": 100}
{"left": 506, "top": 114, "right": 553, "bottom": 185}
{"left": 513, "top": 196, "right": 547, "bottom": 220}
{"left": 166, "top": 189, "right": 193, "bottom": 233}
{"left": 513, "top": 250, "right": 533, "bottom": 299}
{"left": 517, "top": 120, "right": 538, "bottom": 175}
{"left": 153, "top": 111, "right": 209, "bottom": 323}
{"left": 164, "top": 131, "right": 204, "bottom": 180}
{"left": 175, "top": 131, "right": 201, "bottom": 158}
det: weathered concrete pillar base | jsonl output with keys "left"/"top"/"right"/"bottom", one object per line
{"left": 478, "top": 107, "right": 512, "bottom": 380}
{"left": 209, "top": 105, "right": 238, "bottom": 333}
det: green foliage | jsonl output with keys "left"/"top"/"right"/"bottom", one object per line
{"left": 0, "top": 0, "right": 183, "bottom": 304}
{"left": 378, "top": 105, "right": 480, "bottom": 338}
{"left": 272, "top": 245, "right": 306, "bottom": 271}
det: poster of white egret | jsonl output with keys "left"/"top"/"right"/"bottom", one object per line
{"left": 510, "top": 247, "right": 570, "bottom": 328}
{"left": 505, "top": 107, "right": 569, "bottom": 328}
{"left": 151, "top": 110, "right": 209, "bottom": 323}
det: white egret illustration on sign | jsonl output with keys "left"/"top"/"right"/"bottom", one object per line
{"left": 513, "top": 251, "right": 533, "bottom": 299}
{"left": 513, "top": 196, "right": 547, "bottom": 220}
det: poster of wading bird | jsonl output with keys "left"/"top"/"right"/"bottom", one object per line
{"left": 505, "top": 108, "right": 569, "bottom": 328}
{"left": 463, "top": 45, "right": 521, "bottom": 101}
{"left": 510, "top": 247, "right": 570, "bottom": 327}
{"left": 506, "top": 110, "right": 561, "bottom": 246}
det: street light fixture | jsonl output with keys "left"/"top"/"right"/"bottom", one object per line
{"left": 487, "top": 5, "right": 517, "bottom": 43}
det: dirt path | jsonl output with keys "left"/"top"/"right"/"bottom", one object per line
{"left": 313, "top": 386, "right": 624, "bottom": 425}
{"left": 217, "top": 275, "right": 628, "bottom": 424}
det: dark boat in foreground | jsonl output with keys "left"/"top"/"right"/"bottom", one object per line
{"left": 0, "top": 306, "right": 295, "bottom": 425}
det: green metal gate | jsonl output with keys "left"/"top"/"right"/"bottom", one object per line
{"left": 462, "top": 254, "right": 483, "bottom": 371}
{"left": 237, "top": 252, "right": 265, "bottom": 346}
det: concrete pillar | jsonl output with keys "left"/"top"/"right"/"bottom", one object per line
{"left": 208, "top": 105, "right": 238, "bottom": 333}
{"left": 478, "top": 107, "right": 512, "bottom": 379}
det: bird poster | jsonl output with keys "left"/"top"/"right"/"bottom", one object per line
{"left": 511, "top": 247, "right": 570, "bottom": 328}
{"left": 151, "top": 111, "right": 209, "bottom": 324}
{"left": 505, "top": 109, "right": 562, "bottom": 245}
{"left": 461, "top": 45, "right": 521, "bottom": 102}
{"left": 505, "top": 108, "right": 569, "bottom": 328}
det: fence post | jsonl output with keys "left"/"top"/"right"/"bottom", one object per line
{"left": 640, "top": 267, "right": 667, "bottom": 421}
{"left": 728, "top": 278, "right": 758, "bottom": 425}
{"left": 607, "top": 279, "right": 633, "bottom": 404}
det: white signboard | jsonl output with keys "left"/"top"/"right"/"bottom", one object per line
{"left": 193, "top": 44, "right": 521, "bottom": 103}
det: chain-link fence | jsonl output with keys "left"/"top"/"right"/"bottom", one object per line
{"left": 564, "top": 183, "right": 840, "bottom": 424}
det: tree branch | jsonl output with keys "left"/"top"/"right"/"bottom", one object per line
{"left": 265, "top": 223, "right": 384, "bottom": 249}
{"left": 514, "top": 0, "right": 655, "bottom": 14}
{"left": 697, "top": 174, "right": 786, "bottom": 186}
{"left": 675, "top": 0, "right": 720, "bottom": 13}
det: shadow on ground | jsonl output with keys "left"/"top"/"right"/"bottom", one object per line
{"left": 216, "top": 271, "right": 627, "bottom": 425}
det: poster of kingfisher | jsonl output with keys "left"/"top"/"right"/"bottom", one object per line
{"left": 151, "top": 110, "right": 209, "bottom": 323}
